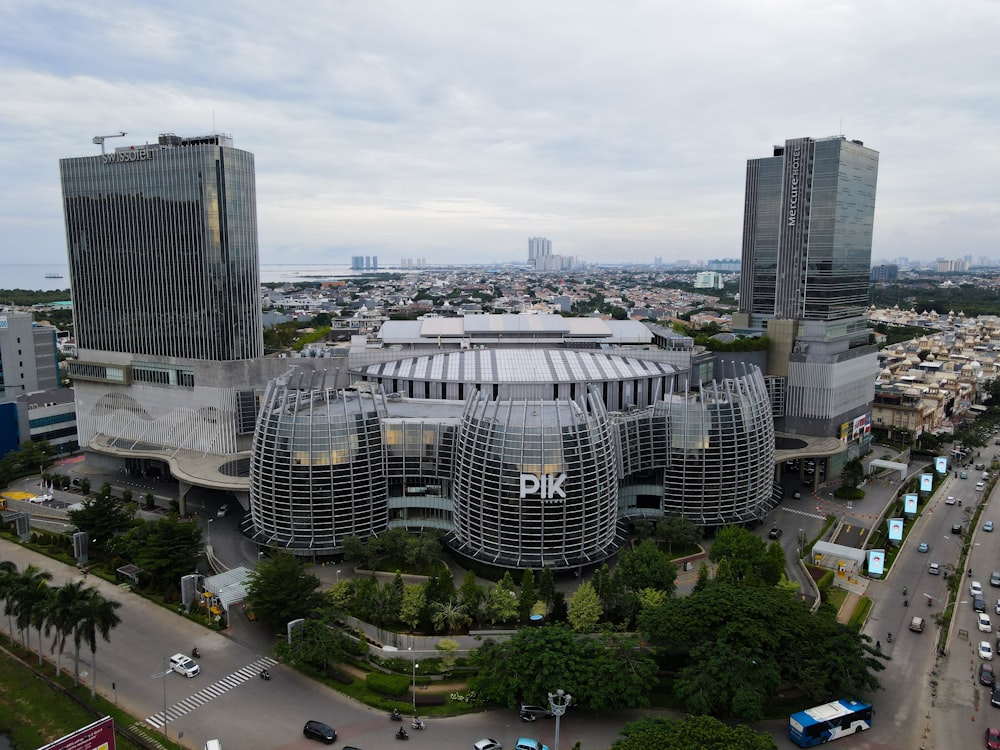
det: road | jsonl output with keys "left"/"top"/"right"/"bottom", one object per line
{"left": 0, "top": 536, "right": 662, "bottom": 750}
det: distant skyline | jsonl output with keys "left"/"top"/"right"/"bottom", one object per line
{"left": 1, "top": 2, "right": 998, "bottom": 267}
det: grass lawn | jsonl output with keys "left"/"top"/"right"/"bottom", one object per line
{"left": 826, "top": 587, "right": 848, "bottom": 611}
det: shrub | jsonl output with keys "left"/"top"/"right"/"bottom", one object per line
{"left": 366, "top": 672, "right": 410, "bottom": 696}
{"left": 817, "top": 570, "right": 835, "bottom": 599}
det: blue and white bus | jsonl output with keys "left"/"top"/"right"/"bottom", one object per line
{"left": 788, "top": 698, "right": 873, "bottom": 747}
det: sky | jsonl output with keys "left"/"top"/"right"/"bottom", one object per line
{"left": 1, "top": 1, "right": 998, "bottom": 268}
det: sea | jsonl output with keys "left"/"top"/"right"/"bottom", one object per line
{"left": 0, "top": 263, "right": 370, "bottom": 292}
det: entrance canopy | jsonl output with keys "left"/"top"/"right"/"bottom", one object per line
{"left": 867, "top": 459, "right": 907, "bottom": 481}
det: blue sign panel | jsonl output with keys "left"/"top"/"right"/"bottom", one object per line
{"left": 887, "top": 517, "right": 904, "bottom": 541}
{"left": 935, "top": 456, "right": 948, "bottom": 474}
{"left": 868, "top": 549, "right": 886, "bottom": 576}
{"left": 920, "top": 473, "right": 933, "bottom": 492}
{"left": 904, "top": 494, "right": 918, "bottom": 513}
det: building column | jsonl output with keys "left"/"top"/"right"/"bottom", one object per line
{"left": 178, "top": 480, "right": 192, "bottom": 517}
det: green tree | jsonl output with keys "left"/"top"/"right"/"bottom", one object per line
{"left": 708, "top": 525, "right": 771, "bottom": 586}
{"left": 341, "top": 535, "right": 374, "bottom": 570}
{"left": 638, "top": 584, "right": 885, "bottom": 721}
{"left": 538, "top": 566, "right": 556, "bottom": 606}
{"left": 693, "top": 561, "right": 711, "bottom": 593}
{"left": 763, "top": 541, "right": 787, "bottom": 587}
{"left": 47, "top": 580, "right": 88, "bottom": 677}
{"left": 431, "top": 599, "right": 471, "bottom": 634}
{"left": 612, "top": 715, "right": 777, "bottom": 750}
{"left": 400, "top": 583, "right": 427, "bottom": 631}
{"left": 280, "top": 606, "right": 348, "bottom": 670}
{"left": 245, "top": 552, "right": 324, "bottom": 630}
{"left": 655, "top": 515, "right": 703, "bottom": 555}
{"left": 73, "top": 587, "right": 122, "bottom": 697}
{"left": 470, "top": 625, "right": 656, "bottom": 711}
{"left": 841, "top": 458, "right": 865, "bottom": 489}
{"left": 459, "top": 570, "right": 483, "bottom": 623}
{"left": 0, "top": 560, "right": 18, "bottom": 646}
{"left": 567, "top": 581, "right": 602, "bottom": 632}
{"left": 123, "top": 517, "right": 203, "bottom": 587}
{"left": 68, "top": 494, "right": 135, "bottom": 552}
{"left": 436, "top": 637, "right": 460, "bottom": 675}
{"left": 618, "top": 539, "right": 677, "bottom": 595}
{"left": 484, "top": 574, "right": 519, "bottom": 626}
{"left": 12, "top": 565, "right": 52, "bottom": 656}
{"left": 518, "top": 568, "right": 537, "bottom": 623}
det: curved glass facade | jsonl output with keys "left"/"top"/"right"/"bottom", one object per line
{"left": 247, "top": 355, "right": 777, "bottom": 567}
{"left": 248, "top": 375, "right": 388, "bottom": 556}
{"left": 450, "top": 388, "right": 619, "bottom": 569}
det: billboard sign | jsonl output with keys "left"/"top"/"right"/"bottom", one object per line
{"left": 920, "top": 473, "right": 933, "bottom": 492}
{"left": 904, "top": 494, "right": 918, "bottom": 514}
{"left": 38, "top": 716, "right": 115, "bottom": 750}
{"left": 887, "top": 518, "right": 904, "bottom": 542}
{"left": 868, "top": 549, "right": 886, "bottom": 577}
{"left": 935, "top": 456, "right": 948, "bottom": 474}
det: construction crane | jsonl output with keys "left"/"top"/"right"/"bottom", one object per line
{"left": 92, "top": 132, "right": 127, "bottom": 154}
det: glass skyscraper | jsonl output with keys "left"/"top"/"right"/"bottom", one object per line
{"left": 735, "top": 136, "right": 879, "bottom": 443}
{"left": 59, "top": 133, "right": 262, "bottom": 361}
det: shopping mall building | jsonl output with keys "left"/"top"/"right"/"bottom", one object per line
{"left": 247, "top": 316, "right": 778, "bottom": 570}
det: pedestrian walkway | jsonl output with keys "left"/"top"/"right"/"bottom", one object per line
{"left": 836, "top": 591, "right": 861, "bottom": 624}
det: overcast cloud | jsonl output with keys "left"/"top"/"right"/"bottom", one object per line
{"left": 1, "top": 0, "right": 998, "bottom": 267}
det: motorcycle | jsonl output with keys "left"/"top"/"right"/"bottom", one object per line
{"left": 411, "top": 719, "right": 425, "bottom": 730}
{"left": 887, "top": 632, "right": 893, "bottom": 643}
{"left": 192, "top": 647, "right": 201, "bottom": 659}
{"left": 904, "top": 599, "right": 909, "bottom": 607}
{"left": 260, "top": 669, "right": 271, "bottom": 681}
{"left": 395, "top": 728, "right": 409, "bottom": 741}
{"left": 389, "top": 710, "right": 402, "bottom": 721}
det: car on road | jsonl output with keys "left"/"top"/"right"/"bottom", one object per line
{"left": 28, "top": 493, "right": 52, "bottom": 503}
{"left": 977, "top": 596, "right": 988, "bottom": 613}
{"left": 519, "top": 705, "right": 552, "bottom": 722}
{"left": 917, "top": 541, "right": 929, "bottom": 552}
{"left": 217, "top": 504, "right": 230, "bottom": 518}
{"left": 946, "top": 495, "right": 957, "bottom": 505}
{"left": 981, "top": 613, "right": 994, "bottom": 633}
{"left": 988, "top": 726, "right": 1000, "bottom": 749}
{"left": 953, "top": 523, "right": 964, "bottom": 535}
{"left": 768, "top": 527, "right": 783, "bottom": 539}
{"left": 982, "top": 641, "right": 995, "bottom": 660}
{"left": 992, "top": 572, "right": 1000, "bottom": 588}
{"left": 993, "top": 687, "right": 1000, "bottom": 709}
{"left": 169, "top": 653, "right": 200, "bottom": 677}
{"left": 303, "top": 720, "right": 336, "bottom": 744}
{"left": 515, "top": 740, "right": 550, "bottom": 750}
{"left": 909, "top": 616, "right": 925, "bottom": 633}
{"left": 979, "top": 482, "right": 987, "bottom": 492}
{"left": 974, "top": 581, "right": 986, "bottom": 597}
{"left": 474, "top": 740, "right": 503, "bottom": 750}
{"left": 929, "top": 562, "right": 941, "bottom": 575}
{"left": 961, "top": 470, "right": 969, "bottom": 479}
{"left": 982, "top": 663, "right": 997, "bottom": 687}
{"left": 988, "top": 521, "right": 996, "bottom": 533}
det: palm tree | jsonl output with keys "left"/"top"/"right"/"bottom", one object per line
{"left": 49, "top": 580, "right": 87, "bottom": 678}
{"left": 29, "top": 583, "right": 54, "bottom": 666}
{"left": 431, "top": 599, "right": 471, "bottom": 634}
{"left": 13, "top": 565, "right": 53, "bottom": 655}
{"left": 0, "top": 560, "right": 18, "bottom": 646}
{"left": 73, "top": 587, "right": 122, "bottom": 697}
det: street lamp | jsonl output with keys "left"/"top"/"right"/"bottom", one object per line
{"left": 151, "top": 655, "right": 170, "bottom": 742}
{"left": 336, "top": 569, "right": 341, "bottom": 584}
{"left": 207, "top": 518, "right": 213, "bottom": 546}
{"left": 409, "top": 647, "right": 419, "bottom": 716}
{"left": 548, "top": 688, "right": 572, "bottom": 750}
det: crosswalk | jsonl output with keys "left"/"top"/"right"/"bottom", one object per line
{"left": 146, "top": 657, "right": 278, "bottom": 729}
{"left": 780, "top": 506, "right": 826, "bottom": 520}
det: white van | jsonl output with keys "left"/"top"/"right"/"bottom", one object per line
{"left": 169, "top": 653, "right": 200, "bottom": 677}
{"left": 977, "top": 482, "right": 987, "bottom": 492}
{"left": 204, "top": 741, "right": 222, "bottom": 750}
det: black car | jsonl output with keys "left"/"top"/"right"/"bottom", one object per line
{"left": 952, "top": 523, "right": 964, "bottom": 535}
{"left": 976, "top": 596, "right": 988, "bottom": 613}
{"left": 519, "top": 704, "right": 553, "bottom": 721}
{"left": 768, "top": 527, "right": 783, "bottom": 540}
{"left": 303, "top": 720, "right": 337, "bottom": 744}
{"left": 992, "top": 685, "right": 1000, "bottom": 709}
{"left": 982, "top": 662, "right": 996, "bottom": 687}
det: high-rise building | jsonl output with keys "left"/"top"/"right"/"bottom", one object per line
{"left": 734, "top": 136, "right": 879, "bottom": 442}
{"left": 0, "top": 311, "right": 63, "bottom": 458}
{"left": 60, "top": 133, "right": 262, "bottom": 361}
{"left": 57, "top": 133, "right": 289, "bottom": 500}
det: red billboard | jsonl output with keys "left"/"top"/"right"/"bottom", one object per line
{"left": 37, "top": 716, "right": 115, "bottom": 750}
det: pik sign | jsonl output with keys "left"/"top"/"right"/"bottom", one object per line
{"left": 519, "top": 472, "right": 567, "bottom": 501}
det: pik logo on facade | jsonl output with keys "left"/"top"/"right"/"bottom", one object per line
{"left": 519, "top": 472, "right": 567, "bottom": 502}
